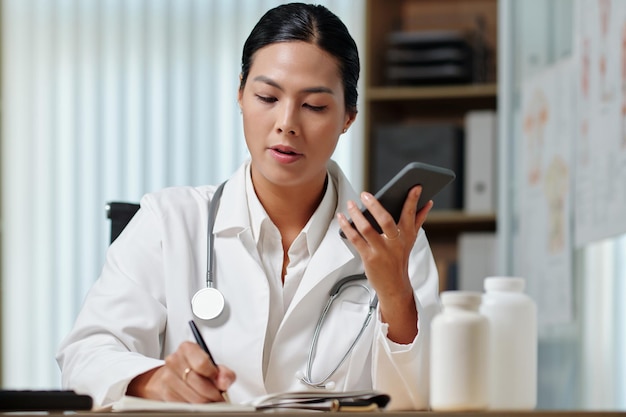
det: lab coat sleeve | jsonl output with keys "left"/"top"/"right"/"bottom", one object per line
{"left": 371, "top": 229, "right": 440, "bottom": 411}
{"left": 56, "top": 196, "right": 169, "bottom": 406}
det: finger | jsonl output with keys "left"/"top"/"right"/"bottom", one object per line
{"left": 179, "top": 368, "right": 228, "bottom": 403}
{"left": 156, "top": 361, "right": 212, "bottom": 404}
{"left": 344, "top": 199, "right": 379, "bottom": 242}
{"left": 178, "top": 342, "right": 227, "bottom": 402}
{"left": 181, "top": 342, "right": 219, "bottom": 379}
{"left": 398, "top": 185, "right": 421, "bottom": 227}
{"left": 165, "top": 343, "right": 223, "bottom": 403}
{"left": 215, "top": 365, "right": 236, "bottom": 392}
{"left": 360, "top": 192, "right": 398, "bottom": 235}
{"left": 337, "top": 210, "right": 369, "bottom": 253}
{"left": 399, "top": 185, "right": 429, "bottom": 234}
{"left": 414, "top": 199, "right": 434, "bottom": 231}
{"left": 350, "top": 192, "right": 398, "bottom": 240}
{"left": 164, "top": 344, "right": 194, "bottom": 381}
{"left": 185, "top": 365, "right": 235, "bottom": 402}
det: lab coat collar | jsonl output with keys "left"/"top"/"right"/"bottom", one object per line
{"left": 211, "top": 159, "right": 363, "bottom": 309}
{"left": 212, "top": 160, "right": 359, "bottom": 245}
{"left": 211, "top": 162, "right": 251, "bottom": 236}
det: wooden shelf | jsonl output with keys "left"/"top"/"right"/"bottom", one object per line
{"left": 424, "top": 211, "right": 496, "bottom": 234}
{"left": 364, "top": 0, "right": 499, "bottom": 284}
{"left": 367, "top": 83, "right": 497, "bottom": 101}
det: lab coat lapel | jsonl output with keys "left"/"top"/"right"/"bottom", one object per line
{"left": 264, "top": 222, "right": 361, "bottom": 393}
{"left": 285, "top": 221, "right": 357, "bottom": 315}
{"left": 283, "top": 161, "right": 363, "bottom": 318}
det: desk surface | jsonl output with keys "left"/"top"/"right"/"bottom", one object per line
{"left": 3, "top": 411, "right": 625, "bottom": 416}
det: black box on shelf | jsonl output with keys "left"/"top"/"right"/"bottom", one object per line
{"left": 372, "top": 123, "right": 464, "bottom": 210}
{"left": 384, "top": 29, "right": 486, "bottom": 85}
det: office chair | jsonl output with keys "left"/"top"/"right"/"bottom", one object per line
{"left": 105, "top": 202, "right": 140, "bottom": 243}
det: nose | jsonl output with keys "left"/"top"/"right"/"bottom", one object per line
{"left": 276, "top": 102, "right": 299, "bottom": 136}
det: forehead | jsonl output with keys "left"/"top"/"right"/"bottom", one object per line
{"left": 248, "top": 41, "right": 343, "bottom": 89}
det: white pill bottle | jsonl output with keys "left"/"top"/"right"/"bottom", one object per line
{"left": 480, "top": 276, "right": 537, "bottom": 410}
{"left": 430, "top": 291, "right": 489, "bottom": 411}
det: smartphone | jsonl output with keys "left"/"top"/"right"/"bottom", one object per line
{"left": 340, "top": 162, "right": 456, "bottom": 238}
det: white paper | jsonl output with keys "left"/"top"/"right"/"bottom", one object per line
{"left": 110, "top": 395, "right": 254, "bottom": 412}
{"left": 574, "top": 0, "right": 626, "bottom": 245}
{"left": 519, "top": 59, "right": 574, "bottom": 326}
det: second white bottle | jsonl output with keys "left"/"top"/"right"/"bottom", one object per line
{"left": 480, "top": 276, "right": 537, "bottom": 410}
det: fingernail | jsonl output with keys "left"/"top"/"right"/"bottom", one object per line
{"left": 361, "top": 192, "right": 373, "bottom": 201}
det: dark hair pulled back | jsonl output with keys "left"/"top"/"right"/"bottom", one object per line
{"left": 240, "top": 2, "right": 359, "bottom": 114}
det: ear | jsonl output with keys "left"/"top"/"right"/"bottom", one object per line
{"left": 343, "top": 110, "right": 357, "bottom": 133}
{"left": 237, "top": 74, "right": 244, "bottom": 109}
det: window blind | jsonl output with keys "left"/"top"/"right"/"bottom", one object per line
{"left": 1, "top": 0, "right": 365, "bottom": 388}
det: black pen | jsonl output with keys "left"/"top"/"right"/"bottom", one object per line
{"left": 188, "top": 320, "right": 231, "bottom": 403}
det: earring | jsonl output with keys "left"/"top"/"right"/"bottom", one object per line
{"left": 342, "top": 128, "right": 347, "bottom": 134}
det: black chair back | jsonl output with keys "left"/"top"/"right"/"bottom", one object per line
{"left": 105, "top": 202, "right": 140, "bottom": 243}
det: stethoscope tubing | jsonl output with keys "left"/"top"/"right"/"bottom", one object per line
{"left": 197, "top": 181, "right": 378, "bottom": 388}
{"left": 301, "top": 274, "right": 378, "bottom": 388}
{"left": 206, "top": 181, "right": 226, "bottom": 290}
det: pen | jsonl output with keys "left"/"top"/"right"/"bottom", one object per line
{"left": 188, "top": 320, "right": 231, "bottom": 403}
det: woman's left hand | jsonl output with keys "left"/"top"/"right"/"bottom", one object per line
{"left": 337, "top": 185, "right": 433, "bottom": 344}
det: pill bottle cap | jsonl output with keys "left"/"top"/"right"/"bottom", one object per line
{"left": 440, "top": 291, "right": 482, "bottom": 310}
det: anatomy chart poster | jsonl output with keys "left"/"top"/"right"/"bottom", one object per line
{"left": 520, "top": 59, "right": 574, "bottom": 326}
{"left": 574, "top": 0, "right": 626, "bottom": 246}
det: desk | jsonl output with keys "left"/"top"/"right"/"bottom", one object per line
{"left": 2, "top": 411, "right": 625, "bottom": 416}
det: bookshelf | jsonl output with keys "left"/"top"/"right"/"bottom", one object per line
{"left": 363, "top": 0, "right": 498, "bottom": 290}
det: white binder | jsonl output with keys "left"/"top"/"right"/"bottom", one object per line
{"left": 464, "top": 110, "right": 497, "bottom": 213}
{"left": 457, "top": 232, "right": 497, "bottom": 292}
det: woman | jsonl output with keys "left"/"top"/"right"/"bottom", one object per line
{"left": 57, "top": 2, "right": 439, "bottom": 411}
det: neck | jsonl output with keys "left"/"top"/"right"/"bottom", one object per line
{"left": 252, "top": 172, "right": 328, "bottom": 238}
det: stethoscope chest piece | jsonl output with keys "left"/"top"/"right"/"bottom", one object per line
{"left": 192, "top": 287, "right": 225, "bottom": 320}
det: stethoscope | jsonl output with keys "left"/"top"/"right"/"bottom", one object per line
{"left": 191, "top": 181, "right": 227, "bottom": 321}
{"left": 299, "top": 274, "right": 378, "bottom": 389}
{"left": 190, "top": 181, "right": 379, "bottom": 389}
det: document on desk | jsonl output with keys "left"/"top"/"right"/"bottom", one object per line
{"left": 111, "top": 395, "right": 254, "bottom": 412}
{"left": 111, "top": 390, "right": 390, "bottom": 412}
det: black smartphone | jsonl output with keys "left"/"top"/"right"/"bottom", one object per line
{"left": 340, "top": 162, "right": 456, "bottom": 238}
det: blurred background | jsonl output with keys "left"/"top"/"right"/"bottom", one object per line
{"left": 1, "top": 0, "right": 624, "bottom": 411}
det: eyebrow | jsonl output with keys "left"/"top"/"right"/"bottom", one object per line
{"left": 252, "top": 75, "right": 335, "bottom": 95}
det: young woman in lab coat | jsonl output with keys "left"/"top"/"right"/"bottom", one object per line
{"left": 57, "top": 2, "right": 440, "bottom": 411}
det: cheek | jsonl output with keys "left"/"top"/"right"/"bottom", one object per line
{"left": 310, "top": 119, "right": 344, "bottom": 144}
{"left": 242, "top": 106, "right": 270, "bottom": 136}
{"left": 241, "top": 108, "right": 262, "bottom": 138}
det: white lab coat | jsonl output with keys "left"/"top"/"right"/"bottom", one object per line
{"left": 56, "top": 160, "right": 440, "bottom": 410}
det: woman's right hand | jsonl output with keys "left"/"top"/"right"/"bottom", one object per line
{"left": 126, "top": 341, "right": 236, "bottom": 403}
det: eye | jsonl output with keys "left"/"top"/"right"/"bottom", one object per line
{"left": 304, "top": 103, "right": 327, "bottom": 112}
{"left": 256, "top": 94, "right": 277, "bottom": 104}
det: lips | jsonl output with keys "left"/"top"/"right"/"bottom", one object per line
{"left": 269, "top": 144, "right": 303, "bottom": 163}
{"left": 270, "top": 145, "right": 301, "bottom": 156}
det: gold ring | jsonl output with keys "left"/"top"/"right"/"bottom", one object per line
{"left": 382, "top": 228, "right": 400, "bottom": 240}
{"left": 182, "top": 367, "right": 191, "bottom": 382}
